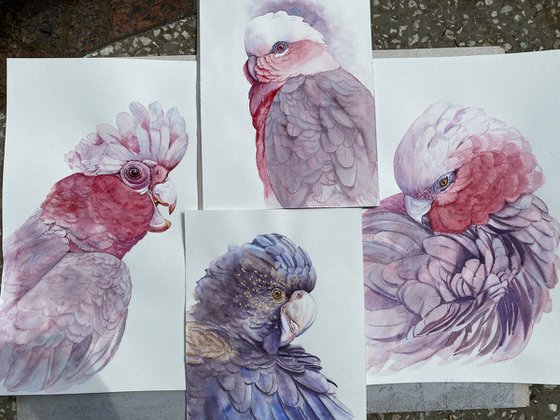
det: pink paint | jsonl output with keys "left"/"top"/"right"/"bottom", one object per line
{"left": 379, "top": 193, "right": 407, "bottom": 214}
{"left": 40, "top": 173, "right": 154, "bottom": 259}
{"left": 429, "top": 143, "right": 544, "bottom": 233}
{"left": 245, "top": 39, "right": 340, "bottom": 201}
{"left": 248, "top": 82, "right": 282, "bottom": 198}
{"left": 249, "top": 40, "right": 338, "bottom": 84}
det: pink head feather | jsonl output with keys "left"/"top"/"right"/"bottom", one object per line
{"left": 395, "top": 102, "right": 543, "bottom": 233}
{"left": 65, "top": 102, "right": 188, "bottom": 175}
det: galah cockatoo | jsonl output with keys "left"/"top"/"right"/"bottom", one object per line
{"left": 244, "top": 11, "right": 377, "bottom": 208}
{"left": 0, "top": 102, "right": 189, "bottom": 391}
{"left": 362, "top": 102, "right": 560, "bottom": 372}
{"left": 186, "top": 233, "right": 353, "bottom": 419}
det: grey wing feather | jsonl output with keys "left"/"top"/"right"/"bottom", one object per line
{"left": 265, "top": 69, "right": 377, "bottom": 208}
{"left": 2, "top": 212, "right": 69, "bottom": 311}
{"left": 0, "top": 252, "right": 131, "bottom": 391}
{"left": 362, "top": 195, "right": 560, "bottom": 373}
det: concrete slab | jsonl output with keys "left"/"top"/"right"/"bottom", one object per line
{"left": 373, "top": 46, "right": 504, "bottom": 58}
{"left": 367, "top": 383, "right": 529, "bottom": 413}
{"left": 17, "top": 391, "right": 185, "bottom": 420}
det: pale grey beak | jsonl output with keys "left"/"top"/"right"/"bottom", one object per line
{"left": 279, "top": 290, "right": 317, "bottom": 346}
{"left": 404, "top": 195, "right": 432, "bottom": 224}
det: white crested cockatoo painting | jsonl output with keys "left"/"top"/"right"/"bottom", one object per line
{"left": 363, "top": 102, "right": 560, "bottom": 377}
{"left": 2, "top": 58, "right": 198, "bottom": 393}
{"left": 200, "top": 0, "right": 378, "bottom": 209}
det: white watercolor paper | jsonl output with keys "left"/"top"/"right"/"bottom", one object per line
{"left": 185, "top": 209, "right": 366, "bottom": 419}
{"left": 368, "top": 50, "right": 560, "bottom": 385}
{"left": 200, "top": 0, "right": 378, "bottom": 209}
{"left": 1, "top": 58, "right": 198, "bottom": 394}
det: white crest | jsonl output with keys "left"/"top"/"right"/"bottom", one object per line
{"left": 244, "top": 11, "right": 325, "bottom": 57}
{"left": 394, "top": 102, "right": 528, "bottom": 194}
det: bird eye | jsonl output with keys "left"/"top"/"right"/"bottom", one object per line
{"left": 271, "top": 288, "right": 284, "bottom": 301}
{"left": 432, "top": 171, "right": 456, "bottom": 193}
{"left": 271, "top": 41, "right": 289, "bottom": 54}
{"left": 126, "top": 166, "right": 141, "bottom": 179}
{"left": 120, "top": 161, "right": 150, "bottom": 190}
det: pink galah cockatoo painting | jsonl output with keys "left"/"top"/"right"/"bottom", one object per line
{"left": 0, "top": 101, "right": 188, "bottom": 392}
{"left": 243, "top": 10, "right": 378, "bottom": 208}
{"left": 363, "top": 102, "right": 560, "bottom": 374}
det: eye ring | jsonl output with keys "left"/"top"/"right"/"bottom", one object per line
{"left": 271, "top": 41, "right": 289, "bottom": 55}
{"left": 432, "top": 171, "right": 456, "bottom": 194}
{"left": 120, "top": 161, "right": 150, "bottom": 191}
{"left": 271, "top": 288, "right": 284, "bottom": 301}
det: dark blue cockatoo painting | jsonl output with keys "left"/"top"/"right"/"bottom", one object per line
{"left": 185, "top": 233, "right": 352, "bottom": 419}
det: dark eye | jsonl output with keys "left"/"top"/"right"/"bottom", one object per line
{"left": 120, "top": 161, "right": 150, "bottom": 190}
{"left": 432, "top": 171, "right": 456, "bottom": 193}
{"left": 271, "top": 41, "right": 289, "bottom": 54}
{"left": 126, "top": 166, "right": 141, "bottom": 179}
{"left": 271, "top": 288, "right": 284, "bottom": 301}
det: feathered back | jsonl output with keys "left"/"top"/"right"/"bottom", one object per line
{"left": 66, "top": 101, "right": 188, "bottom": 175}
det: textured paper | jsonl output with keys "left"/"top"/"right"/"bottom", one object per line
{"left": 368, "top": 50, "right": 560, "bottom": 385}
{"left": 200, "top": 0, "right": 378, "bottom": 209}
{"left": 185, "top": 209, "right": 366, "bottom": 419}
{"left": 2, "top": 58, "right": 197, "bottom": 394}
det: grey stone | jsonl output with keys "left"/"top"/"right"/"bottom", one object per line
{"left": 18, "top": 391, "right": 185, "bottom": 420}
{"left": 367, "top": 383, "right": 529, "bottom": 413}
{"left": 372, "top": 46, "right": 504, "bottom": 58}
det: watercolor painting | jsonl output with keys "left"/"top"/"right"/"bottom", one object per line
{"left": 0, "top": 101, "right": 188, "bottom": 392}
{"left": 367, "top": 51, "right": 560, "bottom": 384}
{"left": 243, "top": 7, "right": 377, "bottom": 207}
{"left": 200, "top": 0, "right": 378, "bottom": 210}
{"left": 3, "top": 58, "right": 197, "bottom": 394}
{"left": 186, "top": 233, "right": 353, "bottom": 419}
{"left": 363, "top": 101, "right": 560, "bottom": 375}
{"left": 185, "top": 209, "right": 366, "bottom": 418}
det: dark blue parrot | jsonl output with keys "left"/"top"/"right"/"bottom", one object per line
{"left": 185, "top": 233, "right": 352, "bottom": 419}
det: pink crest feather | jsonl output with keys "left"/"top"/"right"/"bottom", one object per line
{"left": 65, "top": 102, "right": 188, "bottom": 176}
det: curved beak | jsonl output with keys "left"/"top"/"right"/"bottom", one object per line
{"left": 244, "top": 56, "right": 258, "bottom": 84}
{"left": 279, "top": 290, "right": 317, "bottom": 346}
{"left": 148, "top": 178, "right": 177, "bottom": 233}
{"left": 404, "top": 195, "right": 432, "bottom": 225}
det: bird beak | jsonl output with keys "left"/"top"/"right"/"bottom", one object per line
{"left": 404, "top": 195, "right": 432, "bottom": 225}
{"left": 279, "top": 290, "right": 317, "bottom": 346}
{"left": 244, "top": 56, "right": 258, "bottom": 84}
{"left": 148, "top": 178, "right": 177, "bottom": 232}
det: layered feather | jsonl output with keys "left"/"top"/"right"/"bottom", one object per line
{"left": 245, "top": 11, "right": 377, "bottom": 208}
{"left": 186, "top": 234, "right": 352, "bottom": 419}
{"left": 1, "top": 101, "right": 189, "bottom": 391}
{"left": 1, "top": 215, "right": 131, "bottom": 391}
{"left": 66, "top": 101, "right": 188, "bottom": 175}
{"left": 264, "top": 70, "right": 377, "bottom": 207}
{"left": 364, "top": 102, "right": 560, "bottom": 373}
